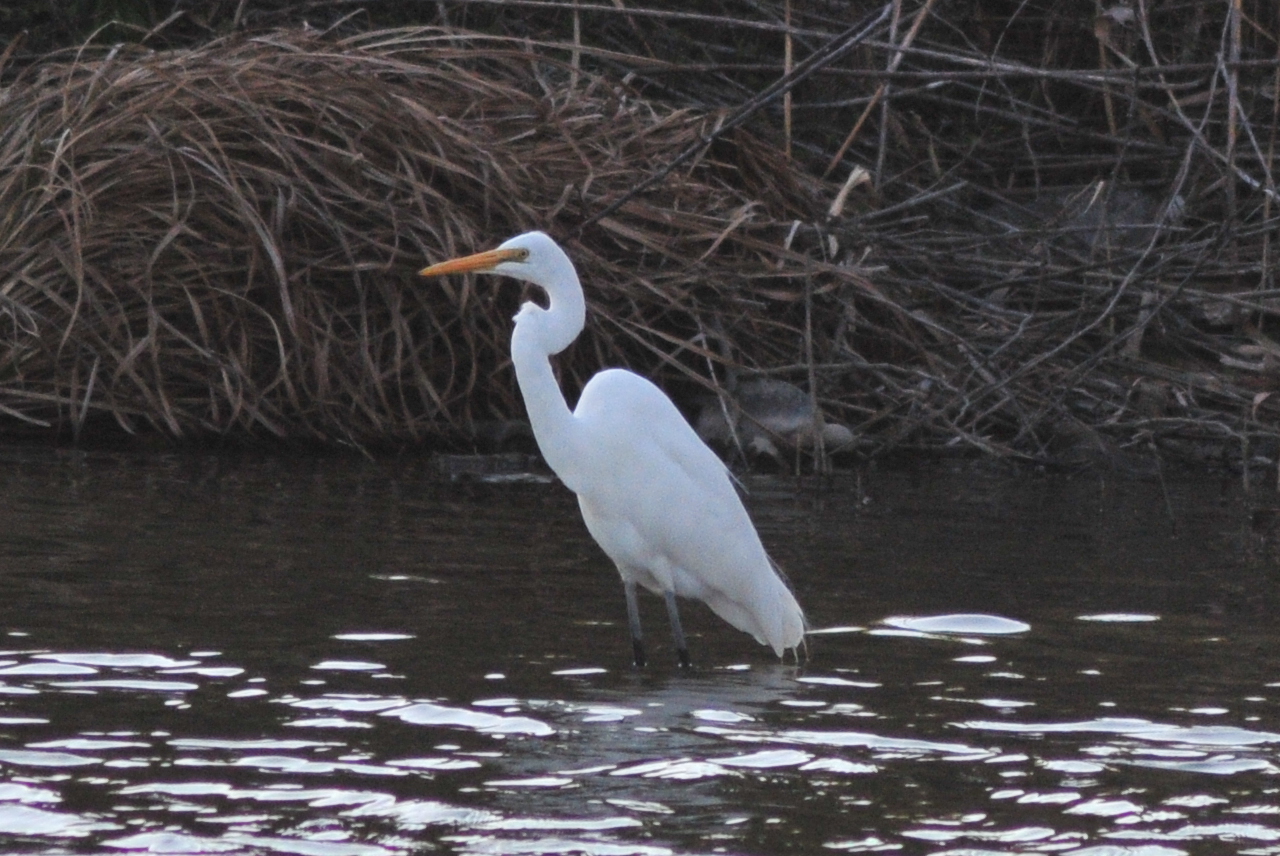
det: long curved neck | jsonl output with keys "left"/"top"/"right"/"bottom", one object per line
{"left": 510, "top": 270, "right": 588, "bottom": 493}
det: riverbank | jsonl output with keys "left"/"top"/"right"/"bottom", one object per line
{"left": 1, "top": 3, "right": 1276, "bottom": 473}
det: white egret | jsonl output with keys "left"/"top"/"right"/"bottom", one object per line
{"left": 419, "top": 231, "right": 805, "bottom": 667}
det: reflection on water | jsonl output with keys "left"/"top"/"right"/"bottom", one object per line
{"left": 0, "top": 447, "right": 1279, "bottom": 854}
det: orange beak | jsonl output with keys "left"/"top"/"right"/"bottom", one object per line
{"left": 418, "top": 247, "right": 526, "bottom": 278}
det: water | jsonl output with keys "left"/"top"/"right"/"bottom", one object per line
{"left": 0, "top": 447, "right": 1278, "bottom": 855}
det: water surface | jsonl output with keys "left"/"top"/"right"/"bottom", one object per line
{"left": 0, "top": 448, "right": 1277, "bottom": 855}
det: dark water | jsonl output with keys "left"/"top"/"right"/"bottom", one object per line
{"left": 1, "top": 447, "right": 1279, "bottom": 855}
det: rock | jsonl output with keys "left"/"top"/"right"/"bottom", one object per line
{"left": 695, "top": 377, "right": 854, "bottom": 462}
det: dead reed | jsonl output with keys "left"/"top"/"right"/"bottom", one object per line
{"left": 2, "top": 1, "right": 1280, "bottom": 475}
{"left": 0, "top": 27, "right": 850, "bottom": 448}
{"left": 483, "top": 0, "right": 1280, "bottom": 474}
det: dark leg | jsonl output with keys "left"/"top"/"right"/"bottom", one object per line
{"left": 664, "top": 590, "right": 690, "bottom": 668}
{"left": 624, "top": 581, "right": 646, "bottom": 668}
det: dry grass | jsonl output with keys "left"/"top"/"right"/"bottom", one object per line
{"left": 490, "top": 0, "right": 1280, "bottom": 474}
{"left": 0, "top": 27, "right": 853, "bottom": 448}
{"left": 2, "top": 1, "right": 1280, "bottom": 475}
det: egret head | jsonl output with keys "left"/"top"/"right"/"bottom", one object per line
{"left": 419, "top": 231, "right": 586, "bottom": 355}
{"left": 418, "top": 231, "right": 568, "bottom": 288}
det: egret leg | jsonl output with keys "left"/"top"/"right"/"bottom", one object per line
{"left": 663, "top": 590, "right": 691, "bottom": 668}
{"left": 624, "top": 581, "right": 646, "bottom": 668}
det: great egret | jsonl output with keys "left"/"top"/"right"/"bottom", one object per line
{"left": 419, "top": 232, "right": 806, "bottom": 667}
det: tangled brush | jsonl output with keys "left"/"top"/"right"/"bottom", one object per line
{"left": 6, "top": 4, "right": 1280, "bottom": 474}
{"left": 0, "top": 28, "right": 853, "bottom": 448}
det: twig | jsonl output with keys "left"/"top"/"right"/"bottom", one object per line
{"left": 578, "top": 3, "right": 891, "bottom": 233}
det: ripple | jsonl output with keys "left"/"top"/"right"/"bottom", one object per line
{"left": 441, "top": 834, "right": 673, "bottom": 855}
{"left": 1016, "top": 791, "right": 1080, "bottom": 805}
{"left": 103, "top": 831, "right": 244, "bottom": 852}
{"left": 882, "top": 614, "right": 1031, "bottom": 635}
{"left": 1127, "top": 756, "right": 1277, "bottom": 775}
{"left": 284, "top": 717, "right": 374, "bottom": 729}
{"left": 1107, "top": 822, "right": 1280, "bottom": 842}
{"left": 480, "top": 817, "right": 642, "bottom": 831}
{"left": 224, "top": 833, "right": 395, "bottom": 855}
{"left": 0, "top": 662, "right": 97, "bottom": 676}
{"left": 163, "top": 666, "right": 245, "bottom": 677}
{"left": 778, "top": 730, "right": 992, "bottom": 759}
{"left": 552, "top": 667, "right": 608, "bottom": 676}
{"left": 902, "top": 824, "right": 1056, "bottom": 843}
{"left": 1078, "top": 613, "right": 1161, "bottom": 623}
{"left": 0, "top": 748, "right": 101, "bottom": 767}
{"left": 311, "top": 660, "right": 386, "bottom": 672}
{"left": 797, "top": 676, "right": 881, "bottom": 688}
{"left": 610, "top": 759, "right": 729, "bottom": 780}
{"left": 231, "top": 755, "right": 405, "bottom": 777}
{"left": 50, "top": 679, "right": 199, "bottom": 692}
{"left": 605, "top": 799, "right": 673, "bottom": 815}
{"left": 691, "top": 709, "right": 753, "bottom": 724}
{"left": 822, "top": 836, "right": 898, "bottom": 851}
{"left": 1056, "top": 847, "right": 1187, "bottom": 856}
{"left": 118, "top": 782, "right": 233, "bottom": 797}
{"left": 941, "top": 696, "right": 1034, "bottom": 709}
{"left": 1041, "top": 759, "right": 1106, "bottom": 773}
{"left": 960, "top": 718, "right": 1280, "bottom": 747}
{"left": 0, "top": 683, "right": 39, "bottom": 695}
{"left": 0, "top": 803, "right": 117, "bottom": 837}
{"left": 341, "top": 797, "right": 500, "bottom": 828}
{"left": 800, "top": 758, "right": 878, "bottom": 774}
{"left": 718, "top": 749, "right": 813, "bottom": 768}
{"left": 484, "top": 776, "right": 575, "bottom": 788}
{"left": 577, "top": 705, "right": 642, "bottom": 723}
{"left": 285, "top": 695, "right": 407, "bottom": 713}
{"left": 1141, "top": 725, "right": 1280, "bottom": 746}
{"left": 0, "top": 782, "right": 60, "bottom": 803}
{"left": 169, "top": 738, "right": 334, "bottom": 751}
{"left": 381, "top": 702, "right": 554, "bottom": 736}
{"left": 1066, "top": 798, "right": 1146, "bottom": 817}
{"left": 35, "top": 653, "right": 199, "bottom": 669}
{"left": 27, "top": 738, "right": 150, "bottom": 750}
{"left": 387, "top": 757, "right": 484, "bottom": 771}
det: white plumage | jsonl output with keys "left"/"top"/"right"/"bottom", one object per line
{"left": 420, "top": 231, "right": 805, "bottom": 666}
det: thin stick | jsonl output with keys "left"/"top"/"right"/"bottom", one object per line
{"left": 784, "top": 0, "right": 793, "bottom": 159}
{"left": 824, "top": 0, "right": 938, "bottom": 178}
{"left": 579, "top": 3, "right": 891, "bottom": 232}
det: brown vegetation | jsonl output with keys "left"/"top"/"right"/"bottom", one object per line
{"left": 0, "top": 2, "right": 1278, "bottom": 473}
{"left": 0, "top": 28, "right": 843, "bottom": 448}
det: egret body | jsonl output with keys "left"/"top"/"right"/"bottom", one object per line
{"left": 420, "top": 232, "right": 805, "bottom": 666}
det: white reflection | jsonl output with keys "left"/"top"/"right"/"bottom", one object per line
{"left": 881, "top": 614, "right": 1031, "bottom": 635}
